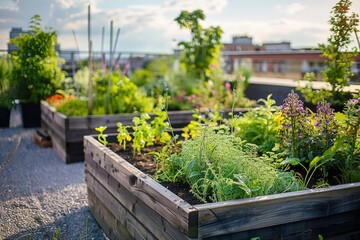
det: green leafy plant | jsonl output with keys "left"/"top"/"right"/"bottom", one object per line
{"left": 132, "top": 113, "right": 154, "bottom": 155}
{"left": 95, "top": 126, "right": 108, "bottom": 146}
{"left": 0, "top": 55, "right": 14, "bottom": 109}
{"left": 131, "top": 56, "right": 175, "bottom": 99}
{"left": 151, "top": 100, "right": 172, "bottom": 144}
{"left": 96, "top": 89, "right": 359, "bottom": 203}
{"left": 92, "top": 70, "right": 154, "bottom": 115}
{"left": 10, "top": 14, "right": 65, "bottom": 103}
{"left": 230, "top": 95, "right": 280, "bottom": 153}
{"left": 181, "top": 108, "right": 226, "bottom": 140}
{"left": 116, "top": 123, "right": 132, "bottom": 150}
{"left": 56, "top": 98, "right": 88, "bottom": 116}
{"left": 63, "top": 67, "right": 89, "bottom": 98}
{"left": 281, "top": 137, "right": 344, "bottom": 189}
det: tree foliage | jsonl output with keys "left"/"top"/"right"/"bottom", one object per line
{"left": 10, "top": 14, "right": 65, "bottom": 103}
{"left": 320, "top": 0, "right": 359, "bottom": 94}
{"left": 300, "top": 0, "right": 359, "bottom": 107}
{"left": 175, "top": 9, "right": 223, "bottom": 81}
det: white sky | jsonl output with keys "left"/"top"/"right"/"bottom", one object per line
{"left": 0, "top": 0, "right": 359, "bottom": 53}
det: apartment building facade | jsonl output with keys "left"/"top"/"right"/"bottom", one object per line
{"left": 222, "top": 36, "right": 360, "bottom": 82}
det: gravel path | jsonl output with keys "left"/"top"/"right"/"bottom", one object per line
{"left": 0, "top": 107, "right": 108, "bottom": 240}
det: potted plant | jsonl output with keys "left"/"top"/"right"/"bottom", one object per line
{"left": 10, "top": 14, "right": 65, "bottom": 128}
{"left": 84, "top": 92, "right": 360, "bottom": 239}
{"left": 0, "top": 55, "right": 14, "bottom": 128}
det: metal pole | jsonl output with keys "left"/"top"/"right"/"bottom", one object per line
{"left": 101, "top": 27, "right": 105, "bottom": 54}
{"left": 106, "top": 20, "right": 113, "bottom": 114}
{"left": 88, "top": 5, "right": 93, "bottom": 115}
{"left": 112, "top": 28, "right": 121, "bottom": 54}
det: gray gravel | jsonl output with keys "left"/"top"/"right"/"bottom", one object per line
{"left": 0, "top": 107, "right": 108, "bottom": 240}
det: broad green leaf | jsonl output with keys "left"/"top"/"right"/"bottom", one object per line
{"left": 95, "top": 125, "right": 107, "bottom": 133}
{"left": 309, "top": 137, "right": 345, "bottom": 169}
{"left": 280, "top": 158, "right": 301, "bottom": 166}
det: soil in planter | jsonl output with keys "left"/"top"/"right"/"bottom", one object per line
{"left": 107, "top": 143, "right": 202, "bottom": 205}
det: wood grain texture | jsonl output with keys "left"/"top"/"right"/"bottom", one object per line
{"left": 84, "top": 133, "right": 360, "bottom": 239}
{"left": 86, "top": 167, "right": 186, "bottom": 240}
{"left": 195, "top": 182, "right": 360, "bottom": 238}
{"left": 88, "top": 188, "right": 134, "bottom": 240}
{"left": 84, "top": 135, "right": 198, "bottom": 239}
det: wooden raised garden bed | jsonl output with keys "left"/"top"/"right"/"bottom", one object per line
{"left": 41, "top": 101, "right": 195, "bottom": 163}
{"left": 84, "top": 135, "right": 360, "bottom": 240}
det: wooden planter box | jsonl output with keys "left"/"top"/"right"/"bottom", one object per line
{"left": 41, "top": 101, "right": 195, "bottom": 163}
{"left": 84, "top": 135, "right": 360, "bottom": 240}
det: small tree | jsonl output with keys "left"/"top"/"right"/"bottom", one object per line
{"left": 175, "top": 9, "right": 223, "bottom": 81}
{"left": 300, "top": 0, "right": 359, "bottom": 107}
{"left": 10, "top": 14, "right": 65, "bottom": 103}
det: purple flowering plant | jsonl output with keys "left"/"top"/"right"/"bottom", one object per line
{"left": 312, "top": 100, "right": 338, "bottom": 155}
{"left": 279, "top": 91, "right": 310, "bottom": 160}
{"left": 278, "top": 91, "right": 347, "bottom": 188}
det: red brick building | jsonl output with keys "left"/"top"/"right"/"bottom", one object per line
{"left": 222, "top": 36, "right": 360, "bottom": 82}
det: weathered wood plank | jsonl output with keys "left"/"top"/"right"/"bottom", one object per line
{"left": 204, "top": 210, "right": 360, "bottom": 240}
{"left": 41, "top": 101, "right": 67, "bottom": 132}
{"left": 196, "top": 182, "right": 360, "bottom": 238}
{"left": 44, "top": 126, "right": 83, "bottom": 163}
{"left": 86, "top": 163, "right": 188, "bottom": 240}
{"left": 87, "top": 176, "right": 155, "bottom": 240}
{"left": 84, "top": 135, "right": 198, "bottom": 238}
{"left": 87, "top": 188, "right": 134, "bottom": 240}
{"left": 85, "top": 155, "right": 192, "bottom": 240}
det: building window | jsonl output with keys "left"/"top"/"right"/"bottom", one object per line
{"left": 254, "top": 61, "right": 260, "bottom": 72}
{"left": 280, "top": 61, "right": 286, "bottom": 73}
{"left": 262, "top": 60, "right": 267, "bottom": 72}
{"left": 273, "top": 62, "right": 279, "bottom": 73}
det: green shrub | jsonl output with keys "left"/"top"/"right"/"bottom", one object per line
{"left": 92, "top": 70, "right": 154, "bottom": 114}
{"left": 10, "top": 14, "right": 65, "bottom": 103}
{"left": 231, "top": 95, "right": 280, "bottom": 153}
{"left": 57, "top": 99, "right": 87, "bottom": 116}
{"left": 0, "top": 55, "right": 14, "bottom": 109}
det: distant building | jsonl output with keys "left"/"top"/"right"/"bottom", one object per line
{"left": 223, "top": 36, "right": 263, "bottom": 52}
{"left": 7, "top": 28, "right": 27, "bottom": 53}
{"left": 222, "top": 36, "right": 360, "bottom": 82}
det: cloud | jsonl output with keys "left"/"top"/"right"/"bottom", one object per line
{"left": 0, "top": 0, "right": 19, "bottom": 11}
{"left": 161, "top": 0, "right": 228, "bottom": 13}
{"left": 275, "top": 3, "right": 305, "bottom": 15}
{"left": 55, "top": 0, "right": 95, "bottom": 9}
{"left": 218, "top": 18, "right": 328, "bottom": 48}
{"left": 0, "top": 0, "right": 345, "bottom": 53}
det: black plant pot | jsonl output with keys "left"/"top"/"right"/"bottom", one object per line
{"left": 20, "top": 102, "right": 41, "bottom": 128}
{"left": 0, "top": 107, "right": 11, "bottom": 128}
